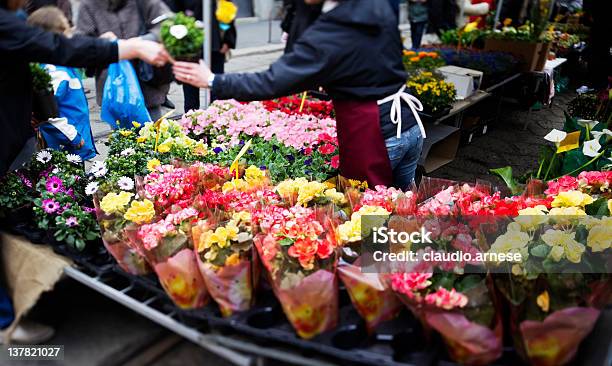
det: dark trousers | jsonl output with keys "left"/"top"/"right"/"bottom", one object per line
{"left": 0, "top": 286, "right": 14, "bottom": 329}
{"left": 410, "top": 21, "right": 427, "bottom": 49}
{"left": 183, "top": 51, "right": 226, "bottom": 112}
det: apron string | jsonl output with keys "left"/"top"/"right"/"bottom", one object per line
{"left": 377, "top": 85, "right": 427, "bottom": 139}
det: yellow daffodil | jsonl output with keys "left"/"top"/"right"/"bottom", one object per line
{"left": 124, "top": 199, "right": 155, "bottom": 224}
{"left": 100, "top": 191, "right": 133, "bottom": 215}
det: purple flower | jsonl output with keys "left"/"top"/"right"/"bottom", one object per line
{"left": 247, "top": 149, "right": 254, "bottom": 154}
{"left": 286, "top": 154, "right": 295, "bottom": 162}
{"left": 45, "top": 176, "right": 63, "bottom": 193}
{"left": 304, "top": 158, "right": 312, "bottom": 166}
{"left": 65, "top": 216, "right": 78, "bottom": 227}
{"left": 213, "top": 147, "right": 223, "bottom": 154}
{"left": 259, "top": 165, "right": 267, "bottom": 170}
{"left": 82, "top": 206, "right": 96, "bottom": 213}
{"left": 42, "top": 199, "right": 60, "bottom": 214}
{"left": 65, "top": 188, "right": 75, "bottom": 198}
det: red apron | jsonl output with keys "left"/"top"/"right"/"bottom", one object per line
{"left": 332, "top": 100, "right": 393, "bottom": 187}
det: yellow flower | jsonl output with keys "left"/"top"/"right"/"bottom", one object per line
{"left": 157, "top": 142, "right": 172, "bottom": 153}
{"left": 587, "top": 217, "right": 612, "bottom": 252}
{"left": 100, "top": 191, "right": 134, "bottom": 215}
{"left": 192, "top": 141, "right": 208, "bottom": 156}
{"left": 551, "top": 191, "right": 594, "bottom": 208}
{"left": 146, "top": 159, "right": 161, "bottom": 172}
{"left": 232, "top": 211, "right": 251, "bottom": 224}
{"left": 503, "top": 18, "right": 512, "bottom": 26}
{"left": 132, "top": 122, "right": 141, "bottom": 129}
{"left": 515, "top": 205, "right": 549, "bottom": 230}
{"left": 216, "top": 0, "right": 238, "bottom": 24}
{"left": 490, "top": 229, "right": 530, "bottom": 256}
{"left": 297, "top": 181, "right": 327, "bottom": 206}
{"left": 244, "top": 165, "right": 265, "bottom": 185}
{"left": 536, "top": 291, "right": 550, "bottom": 312}
{"left": 608, "top": 199, "right": 612, "bottom": 214}
{"left": 464, "top": 20, "right": 479, "bottom": 33}
{"left": 222, "top": 178, "right": 249, "bottom": 193}
{"left": 541, "top": 229, "right": 585, "bottom": 263}
{"left": 409, "top": 56, "right": 420, "bottom": 63}
{"left": 124, "top": 199, "right": 155, "bottom": 224}
{"left": 338, "top": 219, "right": 361, "bottom": 243}
{"left": 137, "top": 137, "right": 147, "bottom": 143}
{"left": 119, "top": 130, "right": 132, "bottom": 137}
{"left": 324, "top": 188, "right": 346, "bottom": 205}
{"left": 276, "top": 178, "right": 306, "bottom": 200}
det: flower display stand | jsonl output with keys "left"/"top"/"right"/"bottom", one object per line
{"left": 484, "top": 39, "right": 551, "bottom": 72}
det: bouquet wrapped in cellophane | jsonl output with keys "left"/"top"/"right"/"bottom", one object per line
{"left": 192, "top": 210, "right": 260, "bottom": 317}
{"left": 131, "top": 206, "right": 209, "bottom": 309}
{"left": 486, "top": 171, "right": 612, "bottom": 366}
{"left": 95, "top": 190, "right": 155, "bottom": 275}
{"left": 335, "top": 184, "right": 416, "bottom": 332}
{"left": 252, "top": 204, "right": 339, "bottom": 339}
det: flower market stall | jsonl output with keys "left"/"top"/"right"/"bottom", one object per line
{"left": 1, "top": 91, "right": 610, "bottom": 365}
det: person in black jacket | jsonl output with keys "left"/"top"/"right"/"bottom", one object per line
{"left": 174, "top": 0, "right": 425, "bottom": 189}
{"left": 280, "top": 0, "right": 322, "bottom": 53}
{"left": 0, "top": 0, "right": 170, "bottom": 175}
{"left": 163, "top": 0, "right": 237, "bottom": 110}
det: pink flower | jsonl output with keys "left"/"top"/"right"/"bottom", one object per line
{"left": 424, "top": 288, "right": 468, "bottom": 310}
{"left": 330, "top": 155, "right": 340, "bottom": 169}
{"left": 65, "top": 216, "right": 78, "bottom": 227}
{"left": 390, "top": 272, "right": 432, "bottom": 297}
{"left": 545, "top": 175, "right": 579, "bottom": 195}
{"left": 45, "top": 176, "right": 63, "bottom": 193}
{"left": 42, "top": 199, "right": 60, "bottom": 214}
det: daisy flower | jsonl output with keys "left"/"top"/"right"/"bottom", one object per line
{"left": 89, "top": 161, "right": 107, "bottom": 178}
{"left": 65, "top": 216, "right": 79, "bottom": 227}
{"left": 42, "top": 199, "right": 60, "bottom": 214}
{"left": 66, "top": 154, "right": 82, "bottom": 164}
{"left": 85, "top": 181, "right": 99, "bottom": 195}
{"left": 120, "top": 148, "right": 136, "bottom": 156}
{"left": 36, "top": 150, "right": 52, "bottom": 164}
{"left": 45, "top": 176, "right": 64, "bottom": 193}
{"left": 117, "top": 176, "right": 134, "bottom": 191}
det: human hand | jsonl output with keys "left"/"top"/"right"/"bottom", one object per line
{"left": 118, "top": 38, "right": 172, "bottom": 67}
{"left": 220, "top": 43, "right": 230, "bottom": 54}
{"left": 173, "top": 60, "right": 212, "bottom": 88}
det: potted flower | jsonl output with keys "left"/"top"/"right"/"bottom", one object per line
{"left": 406, "top": 71, "right": 456, "bottom": 120}
{"left": 0, "top": 171, "right": 34, "bottom": 230}
{"left": 252, "top": 204, "right": 339, "bottom": 339}
{"left": 192, "top": 211, "right": 259, "bottom": 317}
{"left": 30, "top": 63, "right": 58, "bottom": 121}
{"left": 161, "top": 12, "right": 204, "bottom": 62}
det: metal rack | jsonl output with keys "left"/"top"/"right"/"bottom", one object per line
{"left": 63, "top": 266, "right": 337, "bottom": 366}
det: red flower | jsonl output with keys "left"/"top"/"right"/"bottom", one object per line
{"left": 330, "top": 155, "right": 340, "bottom": 169}
{"left": 303, "top": 147, "right": 313, "bottom": 156}
{"left": 318, "top": 143, "right": 336, "bottom": 155}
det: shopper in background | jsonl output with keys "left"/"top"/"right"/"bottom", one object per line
{"left": 75, "top": 0, "right": 172, "bottom": 121}
{"left": 28, "top": 6, "right": 98, "bottom": 161}
{"left": 164, "top": 0, "right": 237, "bottom": 110}
{"left": 408, "top": 0, "right": 428, "bottom": 49}
{"left": 280, "top": 0, "right": 322, "bottom": 53}
{"left": 455, "top": 0, "right": 489, "bottom": 28}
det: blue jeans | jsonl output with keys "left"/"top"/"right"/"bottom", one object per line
{"left": 385, "top": 124, "right": 423, "bottom": 190}
{"left": 0, "top": 287, "right": 14, "bottom": 329}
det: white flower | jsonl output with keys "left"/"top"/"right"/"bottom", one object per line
{"left": 544, "top": 129, "right": 567, "bottom": 144}
{"left": 583, "top": 139, "right": 602, "bottom": 158}
{"left": 52, "top": 167, "right": 60, "bottom": 174}
{"left": 89, "top": 161, "right": 107, "bottom": 178}
{"left": 36, "top": 150, "right": 52, "bottom": 164}
{"left": 591, "top": 129, "right": 612, "bottom": 140}
{"left": 169, "top": 25, "right": 188, "bottom": 40}
{"left": 85, "top": 181, "right": 99, "bottom": 196}
{"left": 576, "top": 119, "right": 600, "bottom": 129}
{"left": 120, "top": 148, "right": 136, "bottom": 157}
{"left": 117, "top": 176, "right": 134, "bottom": 191}
{"left": 66, "top": 154, "right": 82, "bottom": 164}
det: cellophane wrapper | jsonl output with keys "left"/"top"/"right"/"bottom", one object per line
{"left": 193, "top": 219, "right": 259, "bottom": 317}
{"left": 338, "top": 258, "right": 401, "bottom": 333}
{"left": 153, "top": 247, "right": 209, "bottom": 309}
{"left": 254, "top": 233, "right": 338, "bottom": 339}
{"left": 394, "top": 282, "right": 503, "bottom": 366}
{"left": 94, "top": 196, "right": 151, "bottom": 275}
{"left": 509, "top": 279, "right": 612, "bottom": 366}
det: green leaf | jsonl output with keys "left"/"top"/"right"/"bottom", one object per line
{"left": 279, "top": 238, "right": 294, "bottom": 247}
{"left": 531, "top": 244, "right": 550, "bottom": 258}
{"left": 561, "top": 150, "right": 591, "bottom": 176}
{"left": 586, "top": 197, "right": 610, "bottom": 216}
{"left": 563, "top": 111, "right": 579, "bottom": 132}
{"left": 455, "top": 274, "right": 484, "bottom": 293}
{"left": 490, "top": 166, "right": 523, "bottom": 195}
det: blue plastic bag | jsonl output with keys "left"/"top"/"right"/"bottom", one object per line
{"left": 101, "top": 60, "right": 151, "bottom": 129}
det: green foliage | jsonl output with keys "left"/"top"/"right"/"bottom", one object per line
{"left": 161, "top": 12, "right": 204, "bottom": 59}
{"left": 0, "top": 172, "right": 33, "bottom": 214}
{"left": 490, "top": 166, "right": 523, "bottom": 195}
{"left": 29, "top": 63, "right": 53, "bottom": 93}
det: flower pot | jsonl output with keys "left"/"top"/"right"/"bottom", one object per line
{"left": 32, "top": 89, "right": 59, "bottom": 121}
{"left": 418, "top": 106, "right": 452, "bottom": 123}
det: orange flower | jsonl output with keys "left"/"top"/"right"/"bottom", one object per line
{"left": 405, "top": 50, "right": 416, "bottom": 56}
{"left": 409, "top": 56, "right": 420, "bottom": 62}
{"left": 418, "top": 51, "right": 428, "bottom": 58}
{"left": 428, "top": 52, "right": 438, "bottom": 58}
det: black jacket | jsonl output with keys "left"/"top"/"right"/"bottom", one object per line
{"left": 163, "top": 0, "right": 237, "bottom": 51}
{"left": 213, "top": 0, "right": 415, "bottom": 138}
{"left": 280, "top": 0, "right": 322, "bottom": 53}
{"left": 0, "top": 8, "right": 118, "bottom": 174}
